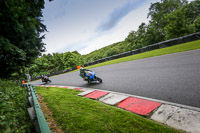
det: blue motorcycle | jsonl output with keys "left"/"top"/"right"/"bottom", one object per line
{"left": 79, "top": 68, "right": 102, "bottom": 84}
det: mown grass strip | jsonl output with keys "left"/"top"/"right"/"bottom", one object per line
{"left": 85, "top": 40, "right": 200, "bottom": 69}
{"left": 36, "top": 87, "right": 184, "bottom": 133}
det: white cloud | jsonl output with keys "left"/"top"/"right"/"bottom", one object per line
{"left": 79, "top": 0, "right": 153, "bottom": 55}
{"left": 42, "top": 0, "right": 158, "bottom": 55}
{"left": 97, "top": 0, "right": 145, "bottom": 31}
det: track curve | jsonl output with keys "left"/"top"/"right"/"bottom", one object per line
{"left": 30, "top": 49, "right": 200, "bottom": 108}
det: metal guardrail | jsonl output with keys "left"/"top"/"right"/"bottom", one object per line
{"left": 31, "top": 32, "right": 200, "bottom": 80}
{"left": 26, "top": 84, "right": 51, "bottom": 133}
{"left": 83, "top": 32, "right": 200, "bottom": 67}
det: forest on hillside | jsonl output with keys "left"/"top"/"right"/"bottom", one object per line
{"left": 1, "top": 0, "right": 199, "bottom": 79}
{"left": 0, "top": 0, "right": 53, "bottom": 79}
{"left": 0, "top": 0, "right": 52, "bottom": 132}
{"left": 28, "top": 0, "right": 200, "bottom": 79}
{"left": 84, "top": 0, "right": 200, "bottom": 62}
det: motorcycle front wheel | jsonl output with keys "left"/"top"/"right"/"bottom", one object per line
{"left": 96, "top": 77, "right": 102, "bottom": 83}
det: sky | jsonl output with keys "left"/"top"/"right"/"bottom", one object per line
{"left": 42, "top": 0, "right": 160, "bottom": 55}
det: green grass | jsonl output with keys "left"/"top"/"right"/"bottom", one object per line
{"left": 36, "top": 87, "right": 183, "bottom": 133}
{"left": 85, "top": 40, "right": 200, "bottom": 69}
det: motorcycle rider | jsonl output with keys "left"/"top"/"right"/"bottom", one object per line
{"left": 79, "top": 67, "right": 102, "bottom": 83}
{"left": 80, "top": 67, "right": 92, "bottom": 79}
{"left": 80, "top": 67, "right": 85, "bottom": 77}
{"left": 41, "top": 75, "right": 50, "bottom": 82}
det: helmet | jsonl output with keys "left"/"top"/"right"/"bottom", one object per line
{"left": 80, "top": 67, "right": 84, "bottom": 70}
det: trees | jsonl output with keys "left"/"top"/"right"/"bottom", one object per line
{"left": 84, "top": 0, "right": 200, "bottom": 64}
{"left": 194, "top": 16, "right": 200, "bottom": 32}
{"left": 125, "top": 23, "right": 148, "bottom": 49}
{"left": 28, "top": 51, "right": 85, "bottom": 78}
{"left": 0, "top": 37, "right": 26, "bottom": 78}
{"left": 124, "top": 0, "right": 199, "bottom": 48}
{"left": 147, "top": 0, "right": 188, "bottom": 43}
{"left": 164, "top": 0, "right": 200, "bottom": 39}
{"left": 4, "top": 0, "right": 198, "bottom": 78}
{"left": 0, "top": 0, "right": 51, "bottom": 79}
{"left": 164, "top": 7, "right": 190, "bottom": 39}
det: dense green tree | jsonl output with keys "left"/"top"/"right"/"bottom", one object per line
{"left": 147, "top": 0, "right": 187, "bottom": 41}
{"left": 194, "top": 16, "right": 200, "bottom": 32}
{"left": 135, "top": 23, "right": 148, "bottom": 48}
{"left": 145, "top": 21, "right": 164, "bottom": 45}
{"left": 164, "top": 0, "right": 200, "bottom": 39}
{"left": 52, "top": 53, "right": 65, "bottom": 71}
{"left": 0, "top": 0, "right": 52, "bottom": 79}
{"left": 164, "top": 7, "right": 190, "bottom": 39}
{"left": 29, "top": 51, "right": 85, "bottom": 78}
{"left": 84, "top": 0, "right": 199, "bottom": 64}
{"left": 0, "top": 37, "right": 26, "bottom": 78}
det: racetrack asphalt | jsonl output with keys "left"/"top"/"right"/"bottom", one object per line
{"left": 30, "top": 49, "right": 200, "bottom": 108}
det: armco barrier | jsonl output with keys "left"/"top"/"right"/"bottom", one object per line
{"left": 83, "top": 32, "right": 200, "bottom": 67}
{"left": 26, "top": 84, "right": 51, "bottom": 133}
{"left": 31, "top": 32, "right": 200, "bottom": 80}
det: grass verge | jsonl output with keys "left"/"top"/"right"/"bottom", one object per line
{"left": 85, "top": 40, "right": 200, "bottom": 69}
{"left": 36, "top": 87, "right": 184, "bottom": 133}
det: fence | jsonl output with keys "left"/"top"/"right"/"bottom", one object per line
{"left": 83, "top": 32, "right": 200, "bottom": 67}
{"left": 32, "top": 32, "right": 200, "bottom": 80}
{"left": 26, "top": 84, "right": 51, "bottom": 133}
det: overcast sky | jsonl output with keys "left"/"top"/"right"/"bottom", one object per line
{"left": 42, "top": 0, "right": 160, "bottom": 55}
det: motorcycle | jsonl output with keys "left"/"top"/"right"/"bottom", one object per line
{"left": 41, "top": 76, "right": 51, "bottom": 84}
{"left": 80, "top": 69, "right": 102, "bottom": 84}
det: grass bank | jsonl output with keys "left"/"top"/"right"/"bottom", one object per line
{"left": 86, "top": 40, "right": 200, "bottom": 69}
{"left": 36, "top": 87, "right": 183, "bottom": 133}
{"left": 0, "top": 80, "right": 33, "bottom": 133}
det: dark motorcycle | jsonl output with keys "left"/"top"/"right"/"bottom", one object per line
{"left": 41, "top": 76, "right": 51, "bottom": 84}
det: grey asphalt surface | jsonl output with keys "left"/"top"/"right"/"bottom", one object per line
{"left": 30, "top": 49, "right": 200, "bottom": 108}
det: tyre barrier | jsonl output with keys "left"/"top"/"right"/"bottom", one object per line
{"left": 26, "top": 84, "right": 51, "bottom": 133}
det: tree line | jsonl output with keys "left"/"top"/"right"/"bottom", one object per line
{"left": 29, "top": 0, "right": 200, "bottom": 79}
{"left": 84, "top": 0, "right": 200, "bottom": 63}
{"left": 0, "top": 0, "right": 53, "bottom": 79}
{"left": 29, "top": 51, "right": 85, "bottom": 78}
{"left": 1, "top": 0, "right": 199, "bottom": 79}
